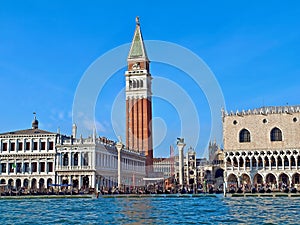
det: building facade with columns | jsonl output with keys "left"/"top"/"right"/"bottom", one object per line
{"left": 56, "top": 135, "right": 146, "bottom": 191}
{"left": 153, "top": 156, "right": 176, "bottom": 179}
{"left": 0, "top": 116, "right": 58, "bottom": 192}
{"left": 0, "top": 116, "right": 146, "bottom": 193}
{"left": 223, "top": 105, "right": 300, "bottom": 191}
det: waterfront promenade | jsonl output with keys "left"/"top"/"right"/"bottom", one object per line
{"left": 227, "top": 192, "right": 300, "bottom": 197}
{"left": 2, "top": 192, "right": 300, "bottom": 200}
{"left": 0, "top": 194, "right": 94, "bottom": 200}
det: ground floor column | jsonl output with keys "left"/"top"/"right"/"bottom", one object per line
{"left": 91, "top": 173, "right": 95, "bottom": 188}
{"left": 69, "top": 176, "right": 72, "bottom": 186}
{"left": 78, "top": 175, "right": 82, "bottom": 189}
{"left": 28, "top": 178, "right": 31, "bottom": 189}
{"left": 21, "top": 159, "right": 24, "bottom": 174}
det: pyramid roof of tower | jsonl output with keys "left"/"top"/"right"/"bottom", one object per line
{"left": 128, "top": 19, "right": 148, "bottom": 60}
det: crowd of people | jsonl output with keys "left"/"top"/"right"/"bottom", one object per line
{"left": 228, "top": 182, "right": 300, "bottom": 194}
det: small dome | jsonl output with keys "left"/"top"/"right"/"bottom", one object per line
{"left": 32, "top": 113, "right": 39, "bottom": 129}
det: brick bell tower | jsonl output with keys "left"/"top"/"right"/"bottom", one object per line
{"left": 125, "top": 17, "right": 153, "bottom": 171}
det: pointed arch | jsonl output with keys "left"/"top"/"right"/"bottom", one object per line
{"left": 264, "top": 156, "right": 269, "bottom": 167}
{"left": 270, "top": 127, "right": 282, "bottom": 141}
{"left": 291, "top": 155, "right": 296, "bottom": 167}
{"left": 292, "top": 173, "right": 300, "bottom": 184}
{"left": 253, "top": 173, "right": 263, "bottom": 185}
{"left": 244, "top": 156, "right": 250, "bottom": 168}
{"left": 215, "top": 168, "right": 224, "bottom": 178}
{"left": 277, "top": 156, "right": 283, "bottom": 167}
{"left": 258, "top": 156, "right": 263, "bottom": 168}
{"left": 226, "top": 157, "right": 231, "bottom": 167}
{"left": 283, "top": 155, "right": 289, "bottom": 167}
{"left": 227, "top": 173, "right": 238, "bottom": 185}
{"left": 270, "top": 156, "right": 276, "bottom": 167}
{"left": 252, "top": 157, "right": 257, "bottom": 168}
{"left": 241, "top": 173, "right": 251, "bottom": 185}
{"left": 266, "top": 173, "right": 277, "bottom": 185}
{"left": 279, "top": 173, "right": 290, "bottom": 186}
{"left": 239, "top": 129, "right": 251, "bottom": 142}
{"left": 232, "top": 157, "right": 238, "bottom": 167}
{"left": 239, "top": 157, "right": 244, "bottom": 168}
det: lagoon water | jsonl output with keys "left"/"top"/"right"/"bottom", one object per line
{"left": 1, "top": 196, "right": 300, "bottom": 224}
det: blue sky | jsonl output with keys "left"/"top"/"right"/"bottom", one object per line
{"left": 1, "top": 1, "right": 300, "bottom": 157}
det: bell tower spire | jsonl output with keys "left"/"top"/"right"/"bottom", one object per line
{"left": 128, "top": 16, "right": 149, "bottom": 62}
{"left": 125, "top": 17, "right": 153, "bottom": 172}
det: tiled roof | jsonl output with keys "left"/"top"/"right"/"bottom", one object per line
{"left": 0, "top": 128, "right": 57, "bottom": 136}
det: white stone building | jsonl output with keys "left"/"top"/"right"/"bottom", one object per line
{"left": 56, "top": 134, "right": 146, "bottom": 192}
{"left": 0, "top": 117, "right": 146, "bottom": 193}
{"left": 0, "top": 116, "right": 58, "bottom": 192}
{"left": 223, "top": 105, "right": 300, "bottom": 191}
{"left": 153, "top": 156, "right": 176, "bottom": 179}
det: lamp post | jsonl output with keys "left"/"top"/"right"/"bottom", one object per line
{"left": 116, "top": 139, "right": 123, "bottom": 190}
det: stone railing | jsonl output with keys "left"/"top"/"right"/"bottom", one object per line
{"left": 55, "top": 165, "right": 92, "bottom": 171}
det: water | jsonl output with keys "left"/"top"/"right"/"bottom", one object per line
{"left": 0, "top": 196, "right": 300, "bottom": 224}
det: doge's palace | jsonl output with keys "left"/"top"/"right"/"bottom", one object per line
{"left": 223, "top": 106, "right": 300, "bottom": 191}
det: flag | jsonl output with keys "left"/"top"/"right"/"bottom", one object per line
{"left": 10, "top": 163, "right": 16, "bottom": 172}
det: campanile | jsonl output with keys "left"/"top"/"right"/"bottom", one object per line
{"left": 125, "top": 17, "right": 153, "bottom": 170}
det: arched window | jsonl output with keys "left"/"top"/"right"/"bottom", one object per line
{"left": 140, "top": 80, "right": 143, "bottom": 88}
{"left": 133, "top": 80, "right": 137, "bottom": 88}
{"left": 239, "top": 129, "right": 251, "bottom": 142}
{"left": 74, "top": 153, "right": 78, "bottom": 166}
{"left": 258, "top": 157, "right": 263, "bottom": 167}
{"left": 271, "top": 127, "right": 282, "bottom": 141}
{"left": 63, "top": 153, "right": 69, "bottom": 166}
{"left": 277, "top": 156, "right": 282, "bottom": 167}
{"left": 270, "top": 156, "right": 276, "bottom": 167}
{"left": 264, "top": 156, "right": 269, "bottom": 167}
{"left": 239, "top": 157, "right": 244, "bottom": 167}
